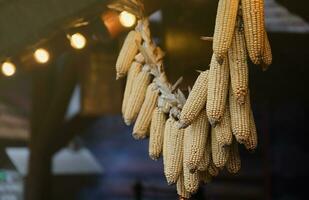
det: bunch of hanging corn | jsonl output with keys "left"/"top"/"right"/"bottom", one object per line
{"left": 111, "top": 0, "right": 271, "bottom": 198}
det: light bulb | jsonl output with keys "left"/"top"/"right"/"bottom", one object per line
{"left": 119, "top": 11, "right": 136, "bottom": 28}
{"left": 70, "top": 33, "right": 87, "bottom": 49}
{"left": 1, "top": 61, "right": 16, "bottom": 77}
{"left": 34, "top": 48, "right": 50, "bottom": 64}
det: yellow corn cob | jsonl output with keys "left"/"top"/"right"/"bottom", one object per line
{"left": 261, "top": 31, "right": 272, "bottom": 71}
{"left": 183, "top": 109, "right": 209, "bottom": 172}
{"left": 199, "top": 170, "right": 212, "bottom": 184}
{"left": 211, "top": 128, "right": 230, "bottom": 168}
{"left": 228, "top": 19, "right": 248, "bottom": 104}
{"left": 244, "top": 109, "right": 258, "bottom": 151}
{"left": 183, "top": 166, "right": 200, "bottom": 194}
{"left": 213, "top": 0, "right": 240, "bottom": 62}
{"left": 207, "top": 54, "right": 230, "bottom": 125}
{"left": 241, "top": 0, "right": 265, "bottom": 65}
{"left": 179, "top": 70, "right": 209, "bottom": 128}
{"left": 122, "top": 62, "right": 142, "bottom": 115}
{"left": 214, "top": 104, "right": 233, "bottom": 147}
{"left": 176, "top": 172, "right": 191, "bottom": 199}
{"left": 133, "top": 83, "right": 159, "bottom": 139}
{"left": 116, "top": 31, "right": 142, "bottom": 79}
{"left": 197, "top": 137, "right": 211, "bottom": 171}
{"left": 123, "top": 69, "right": 151, "bottom": 125}
{"left": 226, "top": 138, "right": 241, "bottom": 173}
{"left": 149, "top": 107, "right": 167, "bottom": 160}
{"left": 229, "top": 87, "right": 250, "bottom": 143}
{"left": 208, "top": 160, "right": 219, "bottom": 177}
{"left": 164, "top": 118, "right": 185, "bottom": 185}
{"left": 163, "top": 118, "right": 173, "bottom": 168}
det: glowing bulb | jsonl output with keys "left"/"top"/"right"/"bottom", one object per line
{"left": 70, "top": 33, "right": 87, "bottom": 49}
{"left": 119, "top": 11, "right": 136, "bottom": 27}
{"left": 34, "top": 48, "right": 50, "bottom": 64}
{"left": 1, "top": 61, "right": 16, "bottom": 77}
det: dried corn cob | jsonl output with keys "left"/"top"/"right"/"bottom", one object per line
{"left": 133, "top": 83, "right": 159, "bottom": 139}
{"left": 207, "top": 54, "right": 230, "bottom": 125}
{"left": 179, "top": 70, "right": 209, "bottom": 128}
{"left": 228, "top": 19, "right": 248, "bottom": 104}
{"left": 226, "top": 138, "right": 241, "bottom": 173}
{"left": 211, "top": 128, "right": 230, "bottom": 168}
{"left": 208, "top": 160, "right": 220, "bottom": 177}
{"left": 241, "top": 0, "right": 265, "bottom": 64}
{"left": 229, "top": 87, "right": 250, "bottom": 143}
{"left": 244, "top": 109, "right": 258, "bottom": 151}
{"left": 164, "top": 118, "right": 185, "bottom": 184}
{"left": 197, "top": 137, "right": 211, "bottom": 171}
{"left": 122, "top": 62, "right": 142, "bottom": 115}
{"left": 261, "top": 31, "right": 272, "bottom": 71}
{"left": 116, "top": 30, "right": 142, "bottom": 79}
{"left": 149, "top": 107, "right": 166, "bottom": 160}
{"left": 183, "top": 166, "right": 199, "bottom": 194}
{"left": 176, "top": 172, "right": 191, "bottom": 199}
{"left": 213, "top": 0, "right": 240, "bottom": 62}
{"left": 214, "top": 104, "right": 233, "bottom": 147}
{"left": 183, "top": 109, "right": 209, "bottom": 172}
{"left": 123, "top": 68, "right": 152, "bottom": 125}
{"left": 163, "top": 118, "right": 173, "bottom": 168}
{"left": 199, "top": 170, "right": 212, "bottom": 184}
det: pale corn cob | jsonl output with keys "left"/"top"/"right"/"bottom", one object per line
{"left": 183, "top": 166, "right": 199, "bottom": 194}
{"left": 214, "top": 104, "right": 233, "bottom": 147}
{"left": 211, "top": 128, "right": 230, "bottom": 168}
{"left": 122, "top": 62, "right": 142, "bottom": 115}
{"left": 207, "top": 54, "right": 230, "bottom": 125}
{"left": 261, "top": 31, "right": 272, "bottom": 71}
{"left": 226, "top": 138, "right": 241, "bottom": 173}
{"left": 183, "top": 109, "right": 209, "bottom": 172}
{"left": 197, "top": 137, "right": 211, "bottom": 171}
{"left": 163, "top": 118, "right": 173, "bottom": 168}
{"left": 149, "top": 107, "right": 166, "bottom": 160}
{"left": 228, "top": 18, "right": 248, "bottom": 104}
{"left": 213, "top": 0, "right": 240, "bottom": 63}
{"left": 116, "top": 30, "right": 142, "bottom": 79}
{"left": 208, "top": 160, "right": 220, "bottom": 177}
{"left": 123, "top": 69, "right": 151, "bottom": 125}
{"left": 241, "top": 0, "right": 265, "bottom": 64}
{"left": 244, "top": 109, "right": 258, "bottom": 151}
{"left": 229, "top": 87, "right": 250, "bottom": 143}
{"left": 179, "top": 70, "right": 209, "bottom": 128}
{"left": 199, "top": 170, "right": 212, "bottom": 184}
{"left": 164, "top": 118, "right": 185, "bottom": 184}
{"left": 133, "top": 83, "right": 159, "bottom": 139}
{"left": 176, "top": 172, "right": 191, "bottom": 199}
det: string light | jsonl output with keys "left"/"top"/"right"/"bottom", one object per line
{"left": 119, "top": 11, "right": 136, "bottom": 28}
{"left": 1, "top": 61, "right": 16, "bottom": 77}
{"left": 69, "top": 33, "right": 87, "bottom": 49}
{"left": 34, "top": 48, "right": 50, "bottom": 64}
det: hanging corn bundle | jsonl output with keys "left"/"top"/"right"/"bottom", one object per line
{"left": 109, "top": 0, "right": 271, "bottom": 198}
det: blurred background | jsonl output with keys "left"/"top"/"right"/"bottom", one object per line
{"left": 0, "top": 0, "right": 308, "bottom": 199}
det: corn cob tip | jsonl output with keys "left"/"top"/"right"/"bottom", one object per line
{"left": 124, "top": 118, "right": 132, "bottom": 126}
{"left": 132, "top": 132, "right": 147, "bottom": 140}
{"left": 116, "top": 72, "right": 124, "bottom": 80}
{"left": 149, "top": 154, "right": 159, "bottom": 161}
{"left": 209, "top": 119, "right": 219, "bottom": 127}
{"left": 179, "top": 196, "right": 189, "bottom": 200}
{"left": 236, "top": 95, "right": 245, "bottom": 105}
{"left": 177, "top": 121, "right": 189, "bottom": 129}
{"left": 261, "top": 63, "right": 269, "bottom": 71}
{"left": 215, "top": 56, "right": 224, "bottom": 65}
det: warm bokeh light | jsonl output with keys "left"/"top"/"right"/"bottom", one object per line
{"left": 1, "top": 61, "right": 16, "bottom": 77}
{"left": 34, "top": 48, "right": 50, "bottom": 64}
{"left": 70, "top": 33, "right": 87, "bottom": 49}
{"left": 119, "top": 11, "right": 136, "bottom": 27}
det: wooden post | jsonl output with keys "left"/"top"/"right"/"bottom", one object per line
{"left": 26, "top": 53, "right": 78, "bottom": 200}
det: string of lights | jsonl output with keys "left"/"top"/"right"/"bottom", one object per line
{"left": 0, "top": 10, "right": 137, "bottom": 77}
